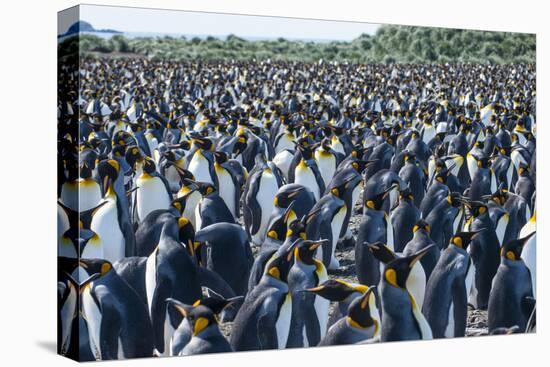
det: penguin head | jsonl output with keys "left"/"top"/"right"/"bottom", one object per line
{"left": 142, "top": 157, "right": 157, "bottom": 174}
{"left": 78, "top": 258, "right": 114, "bottom": 290}
{"left": 347, "top": 286, "right": 378, "bottom": 330}
{"left": 350, "top": 159, "right": 377, "bottom": 174}
{"left": 305, "top": 279, "right": 369, "bottom": 302}
{"left": 476, "top": 156, "right": 491, "bottom": 169}
{"left": 500, "top": 232, "right": 535, "bottom": 261}
{"left": 267, "top": 202, "right": 297, "bottom": 241}
{"left": 412, "top": 219, "right": 431, "bottom": 234}
{"left": 265, "top": 243, "right": 295, "bottom": 283}
{"left": 367, "top": 242, "right": 397, "bottom": 265}
{"left": 177, "top": 216, "right": 196, "bottom": 257}
{"left": 365, "top": 183, "right": 398, "bottom": 210}
{"left": 518, "top": 163, "right": 531, "bottom": 177}
{"left": 297, "top": 144, "right": 314, "bottom": 161}
{"left": 168, "top": 302, "right": 218, "bottom": 337}
{"left": 398, "top": 187, "right": 414, "bottom": 203}
{"left": 233, "top": 135, "right": 248, "bottom": 155}
{"left": 213, "top": 151, "right": 229, "bottom": 164}
{"left": 125, "top": 145, "right": 143, "bottom": 168}
{"left": 383, "top": 245, "right": 435, "bottom": 289}
{"left": 195, "top": 181, "right": 217, "bottom": 197}
{"left": 274, "top": 186, "right": 303, "bottom": 209}
{"left": 482, "top": 186, "right": 508, "bottom": 206}
{"left": 192, "top": 135, "right": 214, "bottom": 151}
{"left": 450, "top": 230, "right": 484, "bottom": 250}
{"left": 294, "top": 239, "right": 328, "bottom": 265}
{"left": 465, "top": 201, "right": 489, "bottom": 218}
{"left": 97, "top": 159, "right": 120, "bottom": 190}
{"left": 286, "top": 217, "right": 307, "bottom": 240}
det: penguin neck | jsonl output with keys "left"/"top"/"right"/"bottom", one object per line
{"left": 262, "top": 274, "right": 289, "bottom": 292}
{"left": 194, "top": 324, "right": 221, "bottom": 339}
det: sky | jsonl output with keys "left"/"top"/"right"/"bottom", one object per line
{"left": 60, "top": 4, "right": 380, "bottom": 42}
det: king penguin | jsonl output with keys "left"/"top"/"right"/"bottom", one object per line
{"left": 355, "top": 184, "right": 397, "bottom": 286}
{"left": 287, "top": 239, "right": 330, "bottom": 348}
{"left": 91, "top": 159, "right": 135, "bottom": 262}
{"left": 145, "top": 220, "right": 202, "bottom": 355}
{"left": 379, "top": 250, "right": 433, "bottom": 342}
{"left": 319, "top": 286, "right": 380, "bottom": 346}
{"left": 230, "top": 243, "right": 295, "bottom": 351}
{"left": 243, "top": 156, "right": 284, "bottom": 246}
{"left": 422, "top": 231, "right": 480, "bottom": 338}
{"left": 134, "top": 157, "right": 172, "bottom": 223}
{"left": 79, "top": 258, "right": 154, "bottom": 360}
{"left": 294, "top": 144, "right": 326, "bottom": 201}
{"left": 168, "top": 302, "right": 232, "bottom": 355}
{"left": 488, "top": 233, "right": 536, "bottom": 333}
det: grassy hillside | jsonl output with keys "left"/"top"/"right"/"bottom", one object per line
{"left": 61, "top": 24, "right": 536, "bottom": 64}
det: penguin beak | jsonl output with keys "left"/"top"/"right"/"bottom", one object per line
{"left": 308, "top": 239, "right": 328, "bottom": 251}
{"left": 360, "top": 286, "right": 377, "bottom": 310}
{"left": 408, "top": 244, "right": 436, "bottom": 269}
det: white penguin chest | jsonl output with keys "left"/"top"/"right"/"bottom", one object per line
{"left": 91, "top": 196, "right": 125, "bottom": 263}
{"left": 188, "top": 151, "right": 213, "bottom": 184}
{"left": 314, "top": 151, "right": 336, "bottom": 187}
{"left": 82, "top": 286, "right": 103, "bottom": 360}
{"left": 216, "top": 166, "right": 237, "bottom": 217}
{"left": 136, "top": 175, "right": 170, "bottom": 221}
{"left": 275, "top": 293, "right": 292, "bottom": 349}
{"left": 295, "top": 162, "right": 319, "bottom": 200}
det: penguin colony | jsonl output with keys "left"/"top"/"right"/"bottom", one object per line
{"left": 58, "top": 59, "right": 536, "bottom": 360}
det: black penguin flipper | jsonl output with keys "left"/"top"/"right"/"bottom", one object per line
{"left": 150, "top": 276, "right": 171, "bottom": 354}
{"left": 451, "top": 276, "right": 468, "bottom": 337}
{"left": 257, "top": 306, "right": 278, "bottom": 350}
{"left": 97, "top": 292, "right": 122, "bottom": 360}
{"left": 247, "top": 194, "right": 262, "bottom": 236}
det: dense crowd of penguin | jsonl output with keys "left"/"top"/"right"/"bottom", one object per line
{"left": 58, "top": 58, "right": 536, "bottom": 360}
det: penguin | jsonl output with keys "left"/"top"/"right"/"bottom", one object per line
{"left": 230, "top": 243, "right": 295, "bottom": 351}
{"left": 134, "top": 157, "right": 172, "bottom": 223}
{"left": 487, "top": 233, "right": 536, "bottom": 333}
{"left": 304, "top": 279, "right": 372, "bottom": 326}
{"left": 267, "top": 184, "right": 316, "bottom": 235}
{"left": 60, "top": 158, "right": 102, "bottom": 211}
{"left": 168, "top": 302, "right": 232, "bottom": 355}
{"left": 145, "top": 220, "right": 202, "bottom": 355}
{"left": 194, "top": 181, "right": 236, "bottom": 230}
{"left": 248, "top": 211, "right": 305, "bottom": 292}
{"left": 91, "top": 159, "right": 135, "bottom": 262}
{"left": 325, "top": 160, "right": 371, "bottom": 245}
{"left": 243, "top": 157, "right": 284, "bottom": 246}
{"left": 186, "top": 135, "right": 217, "bottom": 185}
{"left": 425, "top": 192, "right": 465, "bottom": 250}
{"left": 368, "top": 242, "right": 433, "bottom": 309}
{"left": 167, "top": 293, "right": 242, "bottom": 356}
{"left": 398, "top": 152, "right": 426, "bottom": 207}
{"left": 422, "top": 231, "right": 480, "bottom": 338}
{"left": 379, "top": 249, "right": 433, "bottom": 342}
{"left": 294, "top": 144, "right": 326, "bottom": 201}
{"left": 212, "top": 151, "right": 244, "bottom": 219}
{"left": 314, "top": 138, "right": 342, "bottom": 187}
{"left": 194, "top": 223, "right": 253, "bottom": 296}
{"left": 468, "top": 156, "right": 497, "bottom": 201}
{"left": 305, "top": 186, "right": 347, "bottom": 270}
{"left": 318, "top": 286, "right": 380, "bottom": 346}
{"left": 286, "top": 239, "right": 330, "bottom": 348}
{"left": 390, "top": 187, "right": 421, "bottom": 253}
{"left": 514, "top": 164, "right": 535, "bottom": 208}
{"left": 79, "top": 258, "right": 154, "bottom": 360}
{"left": 464, "top": 201, "right": 500, "bottom": 310}
{"left": 403, "top": 220, "right": 440, "bottom": 280}
{"left": 58, "top": 269, "right": 78, "bottom": 357}
{"left": 355, "top": 184, "right": 397, "bottom": 286}
{"left": 520, "top": 210, "right": 536, "bottom": 297}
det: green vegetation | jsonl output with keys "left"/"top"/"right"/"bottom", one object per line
{"left": 60, "top": 24, "right": 536, "bottom": 64}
